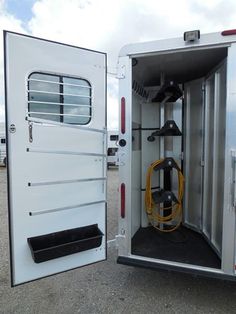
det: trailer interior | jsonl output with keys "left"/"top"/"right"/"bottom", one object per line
{"left": 130, "top": 46, "right": 227, "bottom": 269}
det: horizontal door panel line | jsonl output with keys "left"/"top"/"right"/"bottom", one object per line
{"left": 26, "top": 148, "right": 106, "bottom": 158}
{"left": 29, "top": 200, "right": 106, "bottom": 216}
{"left": 28, "top": 177, "right": 107, "bottom": 187}
{"left": 28, "top": 78, "right": 92, "bottom": 89}
{"left": 28, "top": 89, "right": 91, "bottom": 99}
{"left": 28, "top": 100, "right": 92, "bottom": 108}
{"left": 26, "top": 117, "right": 106, "bottom": 134}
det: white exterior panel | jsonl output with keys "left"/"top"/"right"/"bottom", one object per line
{"left": 4, "top": 32, "right": 107, "bottom": 285}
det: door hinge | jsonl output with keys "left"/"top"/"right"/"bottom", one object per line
{"left": 117, "top": 65, "right": 126, "bottom": 79}
{"left": 107, "top": 234, "right": 125, "bottom": 248}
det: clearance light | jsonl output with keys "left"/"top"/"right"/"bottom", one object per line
{"left": 184, "top": 30, "right": 200, "bottom": 42}
{"left": 222, "top": 29, "right": 236, "bottom": 36}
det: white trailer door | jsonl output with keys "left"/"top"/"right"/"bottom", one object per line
{"left": 4, "top": 31, "right": 107, "bottom": 286}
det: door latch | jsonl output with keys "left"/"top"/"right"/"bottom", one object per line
{"left": 29, "top": 123, "right": 33, "bottom": 143}
{"left": 9, "top": 124, "right": 16, "bottom": 133}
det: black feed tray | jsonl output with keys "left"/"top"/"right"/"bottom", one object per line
{"left": 28, "top": 224, "right": 104, "bottom": 263}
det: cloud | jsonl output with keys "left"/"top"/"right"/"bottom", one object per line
{"left": 0, "top": 0, "right": 27, "bottom": 122}
{"left": 28, "top": 0, "right": 236, "bottom": 68}
{"left": 2, "top": 0, "right": 236, "bottom": 127}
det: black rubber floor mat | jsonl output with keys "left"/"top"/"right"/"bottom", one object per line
{"left": 131, "top": 226, "right": 221, "bottom": 269}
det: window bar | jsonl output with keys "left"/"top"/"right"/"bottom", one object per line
{"left": 28, "top": 89, "right": 91, "bottom": 98}
{"left": 59, "top": 76, "right": 63, "bottom": 123}
{"left": 27, "top": 112, "right": 91, "bottom": 118}
{"left": 28, "top": 100, "right": 92, "bottom": 108}
{"left": 28, "top": 78, "right": 91, "bottom": 89}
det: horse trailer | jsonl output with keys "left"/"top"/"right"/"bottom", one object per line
{"left": 4, "top": 29, "right": 236, "bottom": 286}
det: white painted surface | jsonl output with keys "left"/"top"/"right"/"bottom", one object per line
{"left": 5, "top": 32, "right": 106, "bottom": 285}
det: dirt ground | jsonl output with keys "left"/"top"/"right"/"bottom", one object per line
{"left": 1, "top": 167, "right": 236, "bottom": 314}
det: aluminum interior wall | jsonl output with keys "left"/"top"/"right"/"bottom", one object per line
{"left": 202, "top": 62, "right": 226, "bottom": 255}
{"left": 131, "top": 93, "right": 142, "bottom": 237}
{"left": 183, "top": 78, "right": 204, "bottom": 230}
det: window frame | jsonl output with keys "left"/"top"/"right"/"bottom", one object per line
{"left": 27, "top": 72, "right": 92, "bottom": 125}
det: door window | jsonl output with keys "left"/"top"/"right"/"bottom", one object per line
{"left": 28, "top": 73, "right": 92, "bottom": 124}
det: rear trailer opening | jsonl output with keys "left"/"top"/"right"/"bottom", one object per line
{"left": 130, "top": 46, "right": 228, "bottom": 270}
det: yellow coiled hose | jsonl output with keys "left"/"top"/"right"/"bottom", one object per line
{"left": 145, "top": 159, "right": 184, "bottom": 232}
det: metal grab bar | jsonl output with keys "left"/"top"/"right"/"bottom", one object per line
{"left": 27, "top": 148, "right": 106, "bottom": 158}
{"left": 28, "top": 177, "right": 107, "bottom": 187}
{"left": 26, "top": 117, "right": 106, "bottom": 134}
{"left": 29, "top": 200, "right": 106, "bottom": 216}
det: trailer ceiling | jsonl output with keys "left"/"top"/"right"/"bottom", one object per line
{"left": 132, "top": 47, "right": 227, "bottom": 86}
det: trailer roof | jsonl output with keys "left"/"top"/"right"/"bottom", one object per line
{"left": 119, "top": 31, "right": 236, "bottom": 57}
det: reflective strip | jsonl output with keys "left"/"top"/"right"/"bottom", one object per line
{"left": 221, "top": 29, "right": 236, "bottom": 36}
{"left": 121, "top": 183, "right": 125, "bottom": 218}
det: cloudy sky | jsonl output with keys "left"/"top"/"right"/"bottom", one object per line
{"left": 1, "top": 0, "right": 236, "bottom": 130}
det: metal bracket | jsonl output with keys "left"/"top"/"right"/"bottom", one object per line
{"left": 107, "top": 234, "right": 125, "bottom": 248}
{"left": 9, "top": 124, "right": 16, "bottom": 133}
{"left": 107, "top": 67, "right": 118, "bottom": 77}
{"left": 116, "top": 152, "right": 126, "bottom": 166}
{"left": 117, "top": 65, "right": 126, "bottom": 79}
{"left": 29, "top": 122, "right": 33, "bottom": 143}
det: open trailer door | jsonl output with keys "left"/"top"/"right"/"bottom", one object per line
{"left": 4, "top": 31, "right": 107, "bottom": 286}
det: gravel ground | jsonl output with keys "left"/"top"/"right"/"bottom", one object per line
{"left": 1, "top": 167, "right": 236, "bottom": 314}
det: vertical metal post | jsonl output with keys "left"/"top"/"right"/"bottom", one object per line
{"left": 164, "top": 103, "right": 173, "bottom": 217}
{"left": 211, "top": 72, "right": 220, "bottom": 249}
